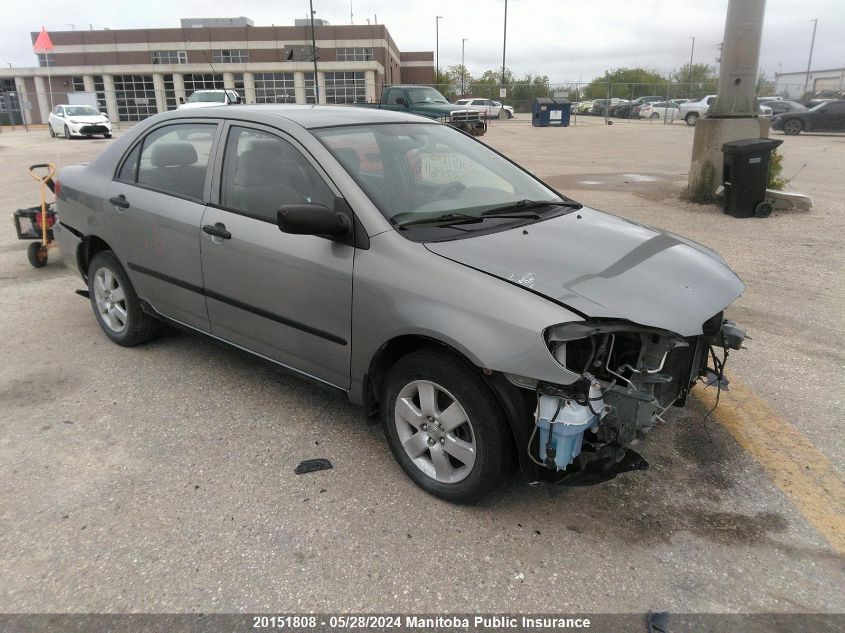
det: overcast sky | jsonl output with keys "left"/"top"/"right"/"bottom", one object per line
{"left": 2, "top": 0, "right": 843, "bottom": 83}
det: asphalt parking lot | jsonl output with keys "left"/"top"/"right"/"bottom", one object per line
{"left": 0, "top": 119, "right": 843, "bottom": 618}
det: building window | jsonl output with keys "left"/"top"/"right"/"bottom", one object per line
{"left": 70, "top": 76, "right": 107, "bottom": 112}
{"left": 183, "top": 73, "right": 224, "bottom": 98}
{"left": 151, "top": 50, "right": 187, "bottom": 65}
{"left": 234, "top": 73, "right": 245, "bottom": 96}
{"left": 336, "top": 47, "right": 373, "bottom": 62}
{"left": 304, "top": 72, "right": 316, "bottom": 104}
{"left": 212, "top": 49, "right": 249, "bottom": 64}
{"left": 36, "top": 53, "right": 54, "bottom": 67}
{"left": 113, "top": 74, "right": 157, "bottom": 122}
{"left": 92, "top": 75, "right": 107, "bottom": 112}
{"left": 324, "top": 71, "right": 366, "bottom": 104}
{"left": 163, "top": 74, "right": 177, "bottom": 110}
{"left": 254, "top": 73, "right": 296, "bottom": 103}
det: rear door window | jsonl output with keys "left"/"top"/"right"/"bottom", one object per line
{"left": 133, "top": 123, "right": 217, "bottom": 201}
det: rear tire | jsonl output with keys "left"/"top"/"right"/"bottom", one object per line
{"left": 650, "top": 112, "right": 660, "bottom": 119}
{"left": 382, "top": 349, "right": 513, "bottom": 503}
{"left": 783, "top": 119, "right": 803, "bottom": 135}
{"left": 685, "top": 112, "right": 699, "bottom": 126}
{"left": 87, "top": 251, "right": 160, "bottom": 346}
{"left": 27, "top": 242, "right": 48, "bottom": 268}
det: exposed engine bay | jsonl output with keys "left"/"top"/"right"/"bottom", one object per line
{"left": 515, "top": 313, "right": 746, "bottom": 485}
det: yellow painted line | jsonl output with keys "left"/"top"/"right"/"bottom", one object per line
{"left": 694, "top": 370, "right": 845, "bottom": 554}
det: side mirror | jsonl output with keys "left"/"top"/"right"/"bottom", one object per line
{"left": 277, "top": 204, "right": 351, "bottom": 237}
{"left": 101, "top": 111, "right": 109, "bottom": 119}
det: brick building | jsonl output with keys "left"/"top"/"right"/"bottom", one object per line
{"left": 0, "top": 17, "right": 434, "bottom": 125}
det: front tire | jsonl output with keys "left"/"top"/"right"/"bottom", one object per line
{"left": 104, "top": 133, "right": 112, "bottom": 139}
{"left": 685, "top": 112, "right": 699, "bottom": 126}
{"left": 783, "top": 119, "right": 803, "bottom": 135}
{"left": 382, "top": 349, "right": 512, "bottom": 503}
{"left": 87, "top": 251, "right": 160, "bottom": 346}
{"left": 63, "top": 124, "right": 72, "bottom": 139}
{"left": 48, "top": 124, "right": 56, "bottom": 138}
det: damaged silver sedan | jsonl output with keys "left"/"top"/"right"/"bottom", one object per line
{"left": 53, "top": 106, "right": 745, "bottom": 503}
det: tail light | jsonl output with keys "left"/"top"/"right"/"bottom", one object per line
{"left": 53, "top": 178, "right": 62, "bottom": 198}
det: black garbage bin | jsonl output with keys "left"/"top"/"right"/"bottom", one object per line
{"left": 721, "top": 138, "right": 783, "bottom": 218}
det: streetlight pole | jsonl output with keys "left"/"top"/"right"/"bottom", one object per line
{"left": 687, "top": 36, "right": 695, "bottom": 92}
{"left": 501, "top": 0, "right": 508, "bottom": 87}
{"left": 802, "top": 19, "right": 818, "bottom": 101}
{"left": 435, "top": 16, "right": 443, "bottom": 85}
{"left": 461, "top": 38, "right": 467, "bottom": 96}
{"left": 309, "top": 0, "right": 320, "bottom": 102}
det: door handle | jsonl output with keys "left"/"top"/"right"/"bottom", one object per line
{"left": 109, "top": 194, "right": 130, "bottom": 209}
{"left": 202, "top": 223, "right": 232, "bottom": 240}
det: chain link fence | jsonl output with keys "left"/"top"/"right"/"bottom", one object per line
{"left": 1, "top": 80, "right": 840, "bottom": 133}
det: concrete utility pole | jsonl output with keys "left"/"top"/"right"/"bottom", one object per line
{"left": 688, "top": 0, "right": 769, "bottom": 199}
{"left": 801, "top": 19, "right": 818, "bottom": 100}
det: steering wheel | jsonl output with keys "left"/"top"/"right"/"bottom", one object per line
{"left": 428, "top": 181, "right": 466, "bottom": 204}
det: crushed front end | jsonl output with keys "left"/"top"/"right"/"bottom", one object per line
{"left": 510, "top": 314, "right": 745, "bottom": 486}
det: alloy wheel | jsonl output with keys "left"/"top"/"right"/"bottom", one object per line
{"left": 393, "top": 380, "right": 477, "bottom": 484}
{"left": 93, "top": 267, "right": 128, "bottom": 333}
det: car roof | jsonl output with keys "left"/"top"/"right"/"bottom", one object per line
{"left": 154, "top": 104, "right": 436, "bottom": 129}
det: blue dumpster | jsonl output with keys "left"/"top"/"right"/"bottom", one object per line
{"left": 532, "top": 97, "right": 571, "bottom": 127}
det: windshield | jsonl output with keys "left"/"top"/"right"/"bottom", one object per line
{"left": 65, "top": 106, "right": 100, "bottom": 116}
{"left": 314, "top": 122, "right": 570, "bottom": 239}
{"left": 187, "top": 92, "right": 226, "bottom": 103}
{"left": 406, "top": 87, "right": 449, "bottom": 104}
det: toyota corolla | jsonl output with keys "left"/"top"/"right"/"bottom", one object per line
{"left": 53, "top": 105, "right": 746, "bottom": 503}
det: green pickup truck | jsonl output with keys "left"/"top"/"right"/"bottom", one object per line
{"left": 356, "top": 85, "right": 487, "bottom": 136}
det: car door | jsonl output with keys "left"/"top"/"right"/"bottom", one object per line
{"left": 200, "top": 122, "right": 354, "bottom": 388}
{"left": 106, "top": 120, "right": 220, "bottom": 332}
{"left": 815, "top": 101, "right": 845, "bottom": 132}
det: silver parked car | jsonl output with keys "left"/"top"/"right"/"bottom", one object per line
{"left": 53, "top": 106, "right": 746, "bottom": 502}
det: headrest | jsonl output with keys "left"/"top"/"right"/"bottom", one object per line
{"left": 151, "top": 142, "right": 198, "bottom": 168}
{"left": 236, "top": 149, "right": 285, "bottom": 186}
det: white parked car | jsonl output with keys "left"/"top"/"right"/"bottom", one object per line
{"left": 48, "top": 104, "right": 112, "bottom": 139}
{"left": 492, "top": 101, "right": 515, "bottom": 119}
{"left": 454, "top": 98, "right": 511, "bottom": 119}
{"left": 679, "top": 95, "right": 771, "bottom": 125}
{"left": 678, "top": 95, "right": 717, "bottom": 126}
{"left": 179, "top": 90, "right": 243, "bottom": 110}
{"left": 638, "top": 101, "right": 680, "bottom": 120}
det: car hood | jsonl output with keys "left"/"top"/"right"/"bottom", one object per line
{"left": 414, "top": 103, "right": 468, "bottom": 117}
{"left": 424, "top": 207, "right": 745, "bottom": 337}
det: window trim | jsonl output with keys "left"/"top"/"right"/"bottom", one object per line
{"left": 111, "top": 120, "right": 223, "bottom": 204}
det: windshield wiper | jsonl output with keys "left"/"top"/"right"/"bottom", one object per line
{"left": 395, "top": 212, "right": 484, "bottom": 229}
{"left": 481, "top": 199, "right": 582, "bottom": 216}
{"left": 395, "top": 210, "right": 543, "bottom": 229}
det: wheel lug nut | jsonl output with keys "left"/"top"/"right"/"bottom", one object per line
{"left": 440, "top": 437, "right": 445, "bottom": 444}
{"left": 421, "top": 423, "right": 428, "bottom": 431}
{"left": 427, "top": 437, "right": 436, "bottom": 447}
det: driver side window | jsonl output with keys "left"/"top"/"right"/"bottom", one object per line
{"left": 220, "top": 127, "right": 335, "bottom": 223}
